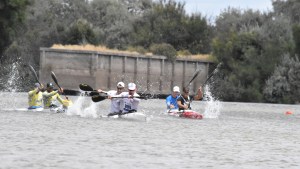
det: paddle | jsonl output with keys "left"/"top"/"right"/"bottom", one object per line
{"left": 51, "top": 71, "right": 68, "bottom": 99}
{"left": 185, "top": 69, "right": 201, "bottom": 88}
{"left": 79, "top": 83, "right": 108, "bottom": 95}
{"left": 92, "top": 95, "right": 148, "bottom": 102}
{"left": 202, "top": 63, "right": 222, "bottom": 87}
{"left": 28, "top": 65, "right": 42, "bottom": 86}
{"left": 79, "top": 83, "right": 94, "bottom": 91}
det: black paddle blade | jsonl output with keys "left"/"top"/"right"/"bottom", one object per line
{"left": 92, "top": 95, "right": 107, "bottom": 102}
{"left": 79, "top": 84, "right": 94, "bottom": 91}
{"left": 90, "top": 91, "right": 100, "bottom": 96}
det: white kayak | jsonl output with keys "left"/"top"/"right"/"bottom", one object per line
{"left": 101, "top": 112, "right": 148, "bottom": 121}
{"left": 3, "top": 107, "right": 67, "bottom": 113}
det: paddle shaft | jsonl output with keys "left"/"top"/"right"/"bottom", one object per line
{"left": 92, "top": 95, "right": 147, "bottom": 102}
{"left": 202, "top": 63, "right": 222, "bottom": 87}
{"left": 29, "top": 65, "right": 42, "bottom": 86}
{"left": 185, "top": 69, "right": 201, "bottom": 88}
{"left": 51, "top": 71, "right": 68, "bottom": 99}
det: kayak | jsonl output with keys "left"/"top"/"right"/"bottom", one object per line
{"left": 3, "top": 107, "right": 67, "bottom": 113}
{"left": 167, "top": 110, "right": 203, "bottom": 119}
{"left": 101, "top": 112, "right": 148, "bottom": 121}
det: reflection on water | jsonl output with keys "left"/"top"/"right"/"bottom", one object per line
{"left": 0, "top": 93, "right": 299, "bottom": 169}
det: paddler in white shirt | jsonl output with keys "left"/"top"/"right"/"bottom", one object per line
{"left": 28, "top": 83, "right": 44, "bottom": 109}
{"left": 118, "top": 82, "right": 140, "bottom": 114}
{"left": 97, "top": 82, "right": 125, "bottom": 116}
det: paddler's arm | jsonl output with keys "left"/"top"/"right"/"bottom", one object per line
{"left": 42, "top": 90, "right": 59, "bottom": 98}
{"left": 28, "top": 88, "right": 39, "bottom": 96}
{"left": 57, "top": 94, "right": 64, "bottom": 104}
{"left": 166, "top": 96, "right": 174, "bottom": 109}
{"left": 129, "top": 93, "right": 140, "bottom": 102}
{"left": 177, "top": 97, "right": 188, "bottom": 110}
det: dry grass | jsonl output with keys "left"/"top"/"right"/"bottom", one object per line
{"left": 51, "top": 44, "right": 212, "bottom": 61}
{"left": 177, "top": 54, "right": 213, "bottom": 61}
{"left": 51, "top": 44, "right": 141, "bottom": 55}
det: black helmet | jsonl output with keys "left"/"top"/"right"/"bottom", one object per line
{"left": 47, "top": 83, "right": 54, "bottom": 88}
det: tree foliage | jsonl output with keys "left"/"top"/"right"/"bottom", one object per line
{"left": 0, "top": 0, "right": 32, "bottom": 59}
{"left": 264, "top": 54, "right": 300, "bottom": 103}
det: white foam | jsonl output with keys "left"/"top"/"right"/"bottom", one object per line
{"left": 203, "top": 85, "right": 222, "bottom": 118}
{"left": 67, "top": 96, "right": 98, "bottom": 118}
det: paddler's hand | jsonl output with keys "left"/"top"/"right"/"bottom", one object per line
{"left": 59, "top": 88, "right": 64, "bottom": 94}
{"left": 108, "top": 95, "right": 112, "bottom": 99}
{"left": 183, "top": 104, "right": 189, "bottom": 110}
{"left": 170, "top": 104, "right": 175, "bottom": 109}
{"left": 97, "top": 89, "right": 103, "bottom": 93}
{"left": 39, "top": 84, "right": 44, "bottom": 90}
{"left": 128, "top": 95, "right": 134, "bottom": 98}
{"left": 198, "top": 86, "right": 203, "bottom": 93}
{"left": 195, "top": 86, "right": 203, "bottom": 100}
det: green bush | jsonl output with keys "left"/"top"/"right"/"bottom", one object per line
{"left": 149, "top": 43, "right": 177, "bottom": 62}
{"left": 177, "top": 50, "right": 192, "bottom": 56}
{"left": 127, "top": 46, "right": 147, "bottom": 54}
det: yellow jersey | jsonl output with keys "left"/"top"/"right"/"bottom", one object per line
{"left": 43, "top": 91, "right": 64, "bottom": 108}
{"left": 28, "top": 88, "right": 43, "bottom": 107}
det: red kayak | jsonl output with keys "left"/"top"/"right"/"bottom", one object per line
{"left": 168, "top": 110, "right": 203, "bottom": 119}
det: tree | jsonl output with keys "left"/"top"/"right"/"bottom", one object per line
{"left": 272, "top": 0, "right": 300, "bottom": 23}
{"left": 211, "top": 7, "right": 296, "bottom": 102}
{"left": 0, "top": 0, "right": 32, "bottom": 60}
{"left": 64, "top": 19, "right": 98, "bottom": 45}
{"left": 293, "top": 24, "right": 300, "bottom": 56}
{"left": 130, "top": 0, "right": 189, "bottom": 49}
{"left": 264, "top": 54, "right": 300, "bottom": 103}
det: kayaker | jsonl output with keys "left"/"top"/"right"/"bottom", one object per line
{"left": 42, "top": 82, "right": 64, "bottom": 109}
{"left": 118, "top": 82, "right": 140, "bottom": 114}
{"left": 28, "top": 83, "right": 44, "bottom": 109}
{"left": 166, "top": 86, "right": 180, "bottom": 111}
{"left": 98, "top": 82, "right": 125, "bottom": 116}
{"left": 177, "top": 86, "right": 203, "bottom": 111}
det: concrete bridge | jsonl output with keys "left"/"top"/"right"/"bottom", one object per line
{"left": 39, "top": 48, "right": 214, "bottom": 95}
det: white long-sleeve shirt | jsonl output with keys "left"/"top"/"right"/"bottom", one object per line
{"left": 107, "top": 90, "right": 122, "bottom": 113}
{"left": 118, "top": 92, "right": 140, "bottom": 113}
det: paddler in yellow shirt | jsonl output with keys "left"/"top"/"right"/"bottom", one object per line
{"left": 42, "top": 82, "right": 65, "bottom": 109}
{"left": 28, "top": 83, "right": 44, "bottom": 109}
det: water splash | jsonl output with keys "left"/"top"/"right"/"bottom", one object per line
{"left": 3, "top": 62, "right": 21, "bottom": 92}
{"left": 67, "top": 95, "right": 98, "bottom": 118}
{"left": 203, "top": 85, "right": 221, "bottom": 118}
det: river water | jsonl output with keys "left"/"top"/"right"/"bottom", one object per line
{"left": 0, "top": 92, "right": 299, "bottom": 169}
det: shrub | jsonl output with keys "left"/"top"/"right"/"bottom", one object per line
{"left": 149, "top": 43, "right": 177, "bottom": 62}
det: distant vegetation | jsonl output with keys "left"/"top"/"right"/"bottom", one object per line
{"left": 0, "top": 0, "right": 300, "bottom": 103}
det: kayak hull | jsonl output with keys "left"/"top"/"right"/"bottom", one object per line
{"left": 168, "top": 110, "right": 203, "bottom": 119}
{"left": 104, "top": 112, "right": 147, "bottom": 121}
